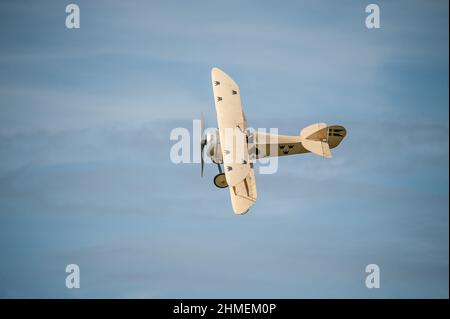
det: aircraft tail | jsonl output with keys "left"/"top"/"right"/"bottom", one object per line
{"left": 300, "top": 123, "right": 346, "bottom": 158}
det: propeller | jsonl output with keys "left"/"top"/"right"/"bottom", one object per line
{"left": 200, "top": 112, "right": 206, "bottom": 177}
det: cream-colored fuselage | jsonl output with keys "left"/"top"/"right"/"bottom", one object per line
{"left": 204, "top": 127, "right": 346, "bottom": 164}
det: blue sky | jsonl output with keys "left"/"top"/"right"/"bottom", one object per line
{"left": 0, "top": 0, "right": 448, "bottom": 298}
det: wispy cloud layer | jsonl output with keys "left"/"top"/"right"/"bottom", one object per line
{"left": 0, "top": 0, "right": 448, "bottom": 298}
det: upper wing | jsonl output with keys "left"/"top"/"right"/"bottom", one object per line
{"left": 211, "top": 67, "right": 256, "bottom": 214}
{"left": 211, "top": 67, "right": 250, "bottom": 186}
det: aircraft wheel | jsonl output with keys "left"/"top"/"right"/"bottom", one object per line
{"left": 213, "top": 173, "right": 228, "bottom": 188}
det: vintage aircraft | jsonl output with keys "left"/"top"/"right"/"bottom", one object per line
{"left": 200, "top": 67, "right": 347, "bottom": 215}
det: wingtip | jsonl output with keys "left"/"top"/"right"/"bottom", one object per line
{"left": 211, "top": 67, "right": 239, "bottom": 89}
{"left": 234, "top": 208, "right": 250, "bottom": 215}
{"left": 211, "top": 67, "right": 225, "bottom": 84}
{"left": 211, "top": 66, "right": 220, "bottom": 72}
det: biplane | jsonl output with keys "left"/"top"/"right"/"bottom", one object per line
{"left": 200, "top": 67, "right": 347, "bottom": 215}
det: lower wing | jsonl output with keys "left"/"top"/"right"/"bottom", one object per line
{"left": 228, "top": 168, "right": 257, "bottom": 215}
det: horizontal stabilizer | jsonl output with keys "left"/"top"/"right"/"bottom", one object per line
{"left": 302, "top": 139, "right": 332, "bottom": 158}
{"left": 300, "top": 123, "right": 332, "bottom": 158}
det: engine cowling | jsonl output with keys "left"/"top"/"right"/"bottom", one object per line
{"left": 203, "top": 128, "right": 223, "bottom": 164}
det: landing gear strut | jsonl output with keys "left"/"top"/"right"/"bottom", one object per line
{"left": 213, "top": 164, "right": 228, "bottom": 188}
